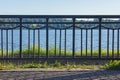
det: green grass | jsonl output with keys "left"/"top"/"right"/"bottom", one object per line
{"left": 1, "top": 59, "right": 120, "bottom": 70}
{"left": 0, "top": 60, "right": 104, "bottom": 70}
{"left": 105, "top": 60, "right": 120, "bottom": 70}
{"left": 0, "top": 46, "right": 71, "bottom": 57}
{"left": 2, "top": 60, "right": 120, "bottom": 70}
{"left": 0, "top": 45, "right": 120, "bottom": 57}
{"left": 0, "top": 45, "right": 120, "bottom": 70}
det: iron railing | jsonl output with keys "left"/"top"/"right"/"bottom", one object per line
{"left": 0, "top": 15, "right": 120, "bottom": 60}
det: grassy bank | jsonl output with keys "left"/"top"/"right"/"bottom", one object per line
{"left": 0, "top": 45, "right": 119, "bottom": 57}
{"left": 0, "top": 60, "right": 104, "bottom": 70}
{"left": 0, "top": 60, "right": 120, "bottom": 70}
{"left": 0, "top": 45, "right": 120, "bottom": 70}
{"left": 105, "top": 60, "right": 120, "bottom": 70}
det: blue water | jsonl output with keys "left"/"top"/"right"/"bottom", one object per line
{"left": 0, "top": 29, "right": 119, "bottom": 51}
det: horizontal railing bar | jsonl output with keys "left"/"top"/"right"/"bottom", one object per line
{"left": 1, "top": 15, "right": 120, "bottom": 18}
{"left": 0, "top": 22, "right": 120, "bottom": 24}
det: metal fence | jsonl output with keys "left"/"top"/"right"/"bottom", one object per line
{"left": 0, "top": 15, "right": 120, "bottom": 60}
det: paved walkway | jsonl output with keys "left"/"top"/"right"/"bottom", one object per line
{"left": 0, "top": 69, "right": 120, "bottom": 80}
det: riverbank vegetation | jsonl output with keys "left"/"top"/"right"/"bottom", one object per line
{"left": 0, "top": 45, "right": 119, "bottom": 57}
{"left": 0, "top": 45, "right": 120, "bottom": 70}
{"left": 0, "top": 60, "right": 120, "bottom": 70}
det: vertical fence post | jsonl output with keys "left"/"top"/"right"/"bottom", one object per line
{"left": 72, "top": 18, "right": 75, "bottom": 59}
{"left": 20, "top": 18, "right": 22, "bottom": 58}
{"left": 1, "top": 30, "right": 3, "bottom": 58}
{"left": 112, "top": 29, "right": 114, "bottom": 58}
{"left": 99, "top": 18, "right": 102, "bottom": 59}
{"left": 46, "top": 18, "right": 49, "bottom": 58}
{"left": 117, "top": 29, "right": 119, "bottom": 58}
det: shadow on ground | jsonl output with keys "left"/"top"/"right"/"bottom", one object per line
{"left": 0, "top": 70, "right": 120, "bottom": 80}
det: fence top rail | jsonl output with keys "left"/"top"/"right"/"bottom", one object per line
{"left": 0, "top": 15, "right": 120, "bottom": 18}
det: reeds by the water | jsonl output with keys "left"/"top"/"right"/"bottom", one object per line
{"left": 0, "top": 45, "right": 119, "bottom": 57}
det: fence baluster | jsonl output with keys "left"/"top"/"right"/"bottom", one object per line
{"left": 6, "top": 30, "right": 8, "bottom": 58}
{"left": 46, "top": 18, "right": 49, "bottom": 58}
{"left": 59, "top": 29, "right": 61, "bottom": 56}
{"left": 91, "top": 29, "right": 93, "bottom": 57}
{"left": 33, "top": 29, "right": 35, "bottom": 58}
{"left": 81, "top": 29, "right": 83, "bottom": 56}
{"left": 107, "top": 29, "right": 109, "bottom": 58}
{"left": 99, "top": 18, "right": 102, "bottom": 59}
{"left": 1, "top": 30, "right": 3, "bottom": 58}
{"left": 11, "top": 30, "right": 14, "bottom": 58}
{"left": 117, "top": 29, "right": 119, "bottom": 58}
{"left": 112, "top": 29, "right": 114, "bottom": 58}
{"left": 38, "top": 29, "right": 40, "bottom": 58}
{"left": 20, "top": 18, "right": 22, "bottom": 58}
{"left": 72, "top": 18, "right": 75, "bottom": 58}
{"left": 64, "top": 29, "right": 66, "bottom": 57}
{"left": 86, "top": 29, "right": 88, "bottom": 57}
{"left": 54, "top": 29, "right": 56, "bottom": 57}
{"left": 28, "top": 29, "right": 30, "bottom": 58}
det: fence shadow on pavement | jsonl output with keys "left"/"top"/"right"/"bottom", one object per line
{"left": 0, "top": 70, "right": 119, "bottom": 80}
